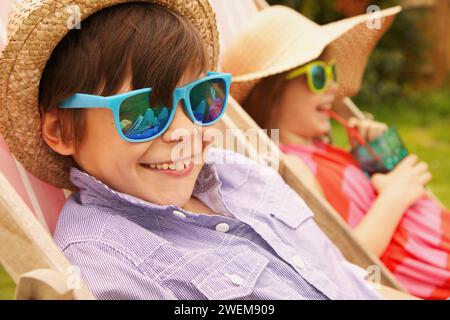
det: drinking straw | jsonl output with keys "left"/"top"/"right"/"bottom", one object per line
{"left": 326, "top": 110, "right": 382, "bottom": 161}
{"left": 326, "top": 110, "right": 366, "bottom": 145}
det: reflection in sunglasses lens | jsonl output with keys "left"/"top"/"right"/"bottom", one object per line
{"left": 190, "top": 78, "right": 226, "bottom": 124}
{"left": 119, "top": 92, "right": 171, "bottom": 140}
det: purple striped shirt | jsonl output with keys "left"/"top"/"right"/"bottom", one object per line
{"left": 54, "top": 148, "right": 382, "bottom": 300}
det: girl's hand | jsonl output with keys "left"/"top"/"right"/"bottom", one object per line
{"left": 347, "top": 118, "right": 388, "bottom": 147}
{"left": 371, "top": 154, "right": 432, "bottom": 208}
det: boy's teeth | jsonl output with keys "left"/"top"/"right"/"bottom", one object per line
{"left": 144, "top": 161, "right": 192, "bottom": 171}
{"left": 175, "top": 162, "right": 185, "bottom": 171}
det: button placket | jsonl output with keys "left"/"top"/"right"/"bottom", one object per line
{"left": 292, "top": 255, "right": 306, "bottom": 270}
{"left": 172, "top": 210, "right": 187, "bottom": 219}
{"left": 215, "top": 222, "right": 230, "bottom": 233}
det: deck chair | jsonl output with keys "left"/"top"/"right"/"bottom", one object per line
{"left": 0, "top": 0, "right": 92, "bottom": 299}
{"left": 0, "top": 0, "right": 401, "bottom": 300}
{"left": 209, "top": 0, "right": 404, "bottom": 291}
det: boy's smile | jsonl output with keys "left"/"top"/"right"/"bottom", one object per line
{"left": 138, "top": 148, "right": 202, "bottom": 177}
{"left": 65, "top": 71, "right": 215, "bottom": 207}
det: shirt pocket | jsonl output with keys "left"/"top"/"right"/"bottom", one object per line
{"left": 266, "top": 179, "right": 314, "bottom": 229}
{"left": 270, "top": 196, "right": 313, "bottom": 229}
{"left": 191, "top": 248, "right": 269, "bottom": 300}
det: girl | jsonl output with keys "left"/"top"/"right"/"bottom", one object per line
{"left": 223, "top": 5, "right": 450, "bottom": 300}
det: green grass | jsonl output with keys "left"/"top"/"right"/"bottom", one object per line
{"left": 0, "top": 265, "right": 15, "bottom": 300}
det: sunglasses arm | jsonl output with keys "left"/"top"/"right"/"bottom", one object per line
{"left": 59, "top": 94, "right": 111, "bottom": 109}
{"left": 285, "top": 65, "right": 308, "bottom": 81}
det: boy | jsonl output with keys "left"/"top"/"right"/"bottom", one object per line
{"left": 0, "top": 0, "right": 399, "bottom": 299}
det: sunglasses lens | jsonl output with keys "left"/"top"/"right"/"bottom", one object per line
{"left": 310, "top": 64, "right": 327, "bottom": 91}
{"left": 189, "top": 78, "right": 227, "bottom": 124}
{"left": 119, "top": 92, "right": 171, "bottom": 140}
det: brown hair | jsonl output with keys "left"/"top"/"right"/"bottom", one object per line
{"left": 241, "top": 71, "right": 290, "bottom": 130}
{"left": 39, "top": 2, "right": 208, "bottom": 148}
{"left": 242, "top": 51, "right": 329, "bottom": 131}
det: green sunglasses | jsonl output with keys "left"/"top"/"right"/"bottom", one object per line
{"left": 59, "top": 72, "right": 232, "bottom": 143}
{"left": 285, "top": 60, "right": 338, "bottom": 94}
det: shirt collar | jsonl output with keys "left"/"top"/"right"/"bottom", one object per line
{"left": 69, "top": 149, "right": 223, "bottom": 216}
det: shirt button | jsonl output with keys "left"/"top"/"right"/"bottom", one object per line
{"left": 292, "top": 255, "right": 305, "bottom": 270}
{"left": 172, "top": 210, "right": 186, "bottom": 219}
{"left": 225, "top": 273, "right": 244, "bottom": 286}
{"left": 215, "top": 222, "right": 230, "bottom": 233}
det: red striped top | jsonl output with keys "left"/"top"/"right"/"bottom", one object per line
{"left": 281, "top": 141, "right": 450, "bottom": 299}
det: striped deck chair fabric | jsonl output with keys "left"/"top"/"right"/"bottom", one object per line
{"left": 0, "top": 0, "right": 68, "bottom": 237}
{"left": 0, "top": 135, "right": 67, "bottom": 235}
{"left": 210, "top": 0, "right": 262, "bottom": 62}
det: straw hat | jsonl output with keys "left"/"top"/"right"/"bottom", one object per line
{"left": 0, "top": 0, "right": 219, "bottom": 189}
{"left": 221, "top": 5, "right": 401, "bottom": 104}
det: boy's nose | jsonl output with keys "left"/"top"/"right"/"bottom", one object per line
{"left": 161, "top": 101, "right": 200, "bottom": 143}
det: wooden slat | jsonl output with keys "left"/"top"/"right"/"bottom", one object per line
{"left": 15, "top": 269, "right": 95, "bottom": 300}
{"left": 333, "top": 97, "right": 367, "bottom": 120}
{"left": 0, "top": 172, "right": 94, "bottom": 299}
{"left": 13, "top": 158, "right": 51, "bottom": 235}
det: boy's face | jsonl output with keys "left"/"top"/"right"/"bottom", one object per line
{"left": 71, "top": 71, "right": 215, "bottom": 207}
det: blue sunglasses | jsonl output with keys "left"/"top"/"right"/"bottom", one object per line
{"left": 59, "top": 72, "right": 232, "bottom": 142}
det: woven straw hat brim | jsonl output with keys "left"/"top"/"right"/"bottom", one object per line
{"left": 0, "top": 0, "right": 219, "bottom": 190}
{"left": 222, "top": 5, "right": 401, "bottom": 104}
